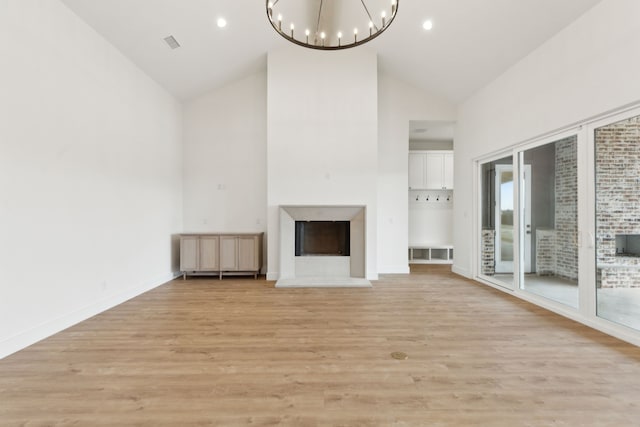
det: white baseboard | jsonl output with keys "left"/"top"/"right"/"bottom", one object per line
{"left": 377, "top": 265, "right": 411, "bottom": 274}
{"left": 266, "top": 272, "right": 279, "bottom": 281}
{"left": 0, "top": 272, "right": 179, "bottom": 360}
{"left": 452, "top": 264, "right": 472, "bottom": 278}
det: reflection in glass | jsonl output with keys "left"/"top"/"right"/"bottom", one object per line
{"left": 499, "top": 170, "right": 514, "bottom": 263}
{"left": 480, "top": 156, "right": 514, "bottom": 288}
{"left": 521, "top": 136, "right": 579, "bottom": 308}
{"left": 595, "top": 115, "right": 640, "bottom": 331}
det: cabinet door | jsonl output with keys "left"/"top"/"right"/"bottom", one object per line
{"left": 425, "top": 153, "right": 444, "bottom": 189}
{"left": 443, "top": 152, "right": 454, "bottom": 189}
{"left": 199, "top": 236, "right": 219, "bottom": 271}
{"left": 408, "top": 153, "right": 426, "bottom": 189}
{"left": 237, "top": 236, "right": 258, "bottom": 271}
{"left": 219, "top": 236, "right": 238, "bottom": 271}
{"left": 180, "top": 237, "right": 198, "bottom": 271}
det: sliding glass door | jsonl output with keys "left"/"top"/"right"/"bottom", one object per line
{"left": 520, "top": 136, "right": 579, "bottom": 308}
{"left": 594, "top": 113, "right": 640, "bottom": 331}
{"left": 480, "top": 155, "right": 515, "bottom": 288}
{"left": 477, "top": 105, "right": 640, "bottom": 345}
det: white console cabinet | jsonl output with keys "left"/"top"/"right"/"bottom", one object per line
{"left": 180, "top": 233, "right": 263, "bottom": 279}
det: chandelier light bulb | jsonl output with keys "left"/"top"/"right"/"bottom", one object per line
{"left": 277, "top": 14, "right": 282, "bottom": 30}
{"left": 290, "top": 23, "right": 294, "bottom": 37}
{"left": 423, "top": 20, "right": 433, "bottom": 31}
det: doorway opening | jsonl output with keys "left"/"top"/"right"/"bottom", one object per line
{"left": 408, "top": 120, "right": 455, "bottom": 271}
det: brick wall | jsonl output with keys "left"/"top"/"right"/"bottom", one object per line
{"left": 554, "top": 137, "right": 579, "bottom": 280}
{"left": 535, "top": 228, "right": 555, "bottom": 275}
{"left": 596, "top": 115, "right": 640, "bottom": 288}
{"left": 481, "top": 229, "right": 495, "bottom": 275}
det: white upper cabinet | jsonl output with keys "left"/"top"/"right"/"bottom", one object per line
{"left": 408, "top": 153, "right": 426, "bottom": 189}
{"left": 409, "top": 151, "right": 454, "bottom": 190}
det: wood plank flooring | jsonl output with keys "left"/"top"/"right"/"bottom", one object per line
{"left": 2, "top": 265, "right": 640, "bottom": 426}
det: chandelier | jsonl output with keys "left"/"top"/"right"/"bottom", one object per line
{"left": 266, "top": 0, "right": 399, "bottom": 51}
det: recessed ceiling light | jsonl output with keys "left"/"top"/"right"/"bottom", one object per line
{"left": 217, "top": 17, "right": 227, "bottom": 28}
{"left": 423, "top": 20, "right": 433, "bottom": 31}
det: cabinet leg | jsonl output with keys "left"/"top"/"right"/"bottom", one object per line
{"left": 183, "top": 273, "right": 186, "bottom": 280}
{"left": 254, "top": 272, "right": 257, "bottom": 280}
{"left": 219, "top": 271, "right": 222, "bottom": 280}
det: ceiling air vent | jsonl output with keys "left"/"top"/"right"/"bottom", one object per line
{"left": 163, "top": 35, "right": 181, "bottom": 49}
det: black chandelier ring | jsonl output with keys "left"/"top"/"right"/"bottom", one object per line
{"left": 266, "top": 0, "right": 399, "bottom": 51}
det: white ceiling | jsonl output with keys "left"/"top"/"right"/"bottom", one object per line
{"left": 409, "top": 120, "right": 454, "bottom": 141}
{"left": 60, "top": 0, "right": 601, "bottom": 103}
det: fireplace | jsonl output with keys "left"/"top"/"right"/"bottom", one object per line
{"left": 616, "top": 234, "right": 640, "bottom": 257}
{"left": 275, "top": 205, "right": 370, "bottom": 287}
{"left": 295, "top": 221, "right": 350, "bottom": 256}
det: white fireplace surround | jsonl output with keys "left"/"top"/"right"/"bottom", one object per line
{"left": 275, "top": 205, "right": 371, "bottom": 288}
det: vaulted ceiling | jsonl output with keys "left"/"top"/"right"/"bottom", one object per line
{"left": 60, "top": 0, "right": 601, "bottom": 103}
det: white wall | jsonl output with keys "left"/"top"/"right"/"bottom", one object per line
{"left": 377, "top": 73, "right": 456, "bottom": 273}
{"left": 267, "top": 47, "right": 379, "bottom": 280}
{"left": 0, "top": 0, "right": 183, "bottom": 358}
{"left": 182, "top": 72, "right": 267, "bottom": 253}
{"left": 453, "top": 0, "right": 640, "bottom": 277}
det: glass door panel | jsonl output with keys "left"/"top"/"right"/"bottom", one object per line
{"left": 480, "top": 155, "right": 515, "bottom": 288}
{"left": 595, "top": 115, "right": 640, "bottom": 331}
{"left": 495, "top": 166, "right": 514, "bottom": 272}
{"left": 520, "top": 136, "right": 579, "bottom": 308}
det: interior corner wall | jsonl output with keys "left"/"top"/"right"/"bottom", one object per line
{"left": 182, "top": 72, "right": 267, "bottom": 263}
{"left": 453, "top": 0, "right": 640, "bottom": 278}
{"left": 377, "top": 73, "right": 456, "bottom": 273}
{"left": 0, "top": 0, "right": 183, "bottom": 358}
{"left": 266, "top": 47, "right": 378, "bottom": 280}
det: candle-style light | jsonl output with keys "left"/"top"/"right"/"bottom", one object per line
{"left": 337, "top": 31, "right": 342, "bottom": 46}
{"left": 354, "top": 28, "right": 358, "bottom": 43}
{"left": 381, "top": 11, "right": 386, "bottom": 27}
{"left": 267, "top": 2, "right": 273, "bottom": 19}
{"left": 391, "top": 0, "right": 397, "bottom": 15}
{"left": 305, "top": 29, "right": 310, "bottom": 44}
{"left": 290, "top": 23, "right": 294, "bottom": 38}
{"left": 277, "top": 14, "right": 282, "bottom": 31}
{"left": 369, "top": 21, "right": 374, "bottom": 36}
{"left": 320, "top": 31, "right": 326, "bottom": 46}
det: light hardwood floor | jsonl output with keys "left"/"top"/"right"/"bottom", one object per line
{"left": 2, "top": 266, "right": 640, "bottom": 426}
